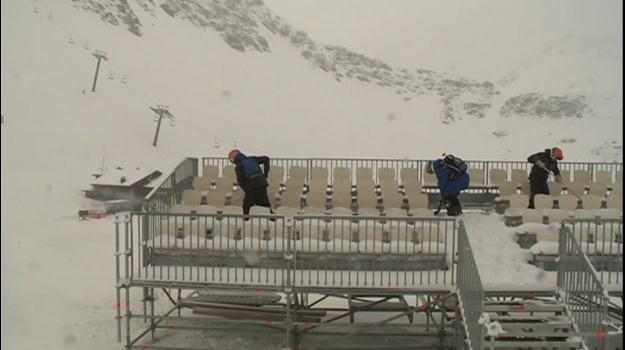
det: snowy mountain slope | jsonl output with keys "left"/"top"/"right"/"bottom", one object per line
{"left": 70, "top": 0, "right": 499, "bottom": 124}
{"left": 59, "top": 0, "right": 621, "bottom": 159}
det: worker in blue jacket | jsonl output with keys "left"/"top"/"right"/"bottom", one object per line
{"left": 426, "top": 157, "right": 470, "bottom": 216}
{"left": 228, "top": 149, "right": 273, "bottom": 215}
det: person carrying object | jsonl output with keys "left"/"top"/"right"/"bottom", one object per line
{"left": 526, "top": 147, "right": 563, "bottom": 209}
{"left": 228, "top": 149, "right": 274, "bottom": 216}
{"left": 426, "top": 154, "right": 470, "bottom": 216}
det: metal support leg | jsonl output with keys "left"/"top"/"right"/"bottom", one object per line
{"left": 125, "top": 287, "right": 131, "bottom": 350}
{"left": 116, "top": 287, "right": 122, "bottom": 342}
{"left": 150, "top": 287, "right": 155, "bottom": 340}
{"left": 286, "top": 289, "right": 292, "bottom": 347}
{"left": 143, "top": 287, "right": 148, "bottom": 322}
{"left": 177, "top": 288, "right": 181, "bottom": 317}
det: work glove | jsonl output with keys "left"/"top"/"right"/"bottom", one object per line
{"left": 535, "top": 160, "right": 546, "bottom": 169}
{"left": 554, "top": 175, "right": 562, "bottom": 183}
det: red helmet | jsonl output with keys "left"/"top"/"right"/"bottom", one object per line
{"left": 228, "top": 149, "right": 239, "bottom": 162}
{"left": 551, "top": 147, "right": 563, "bottom": 160}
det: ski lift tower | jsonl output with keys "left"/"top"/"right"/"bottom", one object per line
{"left": 151, "top": 105, "right": 175, "bottom": 147}
{"left": 91, "top": 50, "right": 108, "bottom": 92}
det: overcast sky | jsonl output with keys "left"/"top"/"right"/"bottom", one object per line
{"left": 265, "top": 0, "right": 623, "bottom": 80}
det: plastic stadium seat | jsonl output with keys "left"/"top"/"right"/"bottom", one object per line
{"left": 489, "top": 169, "right": 507, "bottom": 186}
{"left": 557, "top": 194, "right": 579, "bottom": 210}
{"left": 181, "top": 189, "right": 202, "bottom": 207}
{"left": 469, "top": 168, "right": 485, "bottom": 186}
{"left": 511, "top": 169, "right": 528, "bottom": 185}
{"left": 534, "top": 194, "right": 554, "bottom": 210}
{"left": 587, "top": 182, "right": 607, "bottom": 196}
{"left": 594, "top": 170, "right": 612, "bottom": 185}
{"left": 497, "top": 181, "right": 517, "bottom": 197}
{"left": 573, "top": 170, "right": 592, "bottom": 184}
{"left": 202, "top": 164, "right": 219, "bottom": 179}
{"left": 606, "top": 194, "right": 623, "bottom": 210}
{"left": 547, "top": 181, "right": 562, "bottom": 196}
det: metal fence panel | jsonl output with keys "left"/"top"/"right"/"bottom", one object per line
{"left": 200, "top": 157, "right": 622, "bottom": 186}
{"left": 558, "top": 223, "right": 611, "bottom": 350}
{"left": 118, "top": 213, "right": 458, "bottom": 290}
{"left": 456, "top": 220, "right": 484, "bottom": 350}
{"left": 144, "top": 158, "right": 198, "bottom": 213}
{"left": 563, "top": 218, "right": 623, "bottom": 287}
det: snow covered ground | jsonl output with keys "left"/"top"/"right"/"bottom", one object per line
{"left": 1, "top": 0, "right": 622, "bottom": 349}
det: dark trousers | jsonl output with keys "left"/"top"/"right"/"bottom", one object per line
{"left": 528, "top": 179, "right": 550, "bottom": 209}
{"left": 445, "top": 196, "right": 462, "bottom": 216}
{"left": 243, "top": 187, "right": 272, "bottom": 215}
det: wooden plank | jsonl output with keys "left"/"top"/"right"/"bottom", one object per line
{"left": 181, "top": 300, "right": 327, "bottom": 317}
{"left": 483, "top": 340, "right": 583, "bottom": 348}
{"left": 483, "top": 304, "right": 565, "bottom": 312}
{"left": 499, "top": 321, "right": 572, "bottom": 332}
{"left": 193, "top": 306, "right": 321, "bottom": 323}
{"left": 489, "top": 314, "right": 570, "bottom": 322}
{"left": 350, "top": 301, "right": 409, "bottom": 311}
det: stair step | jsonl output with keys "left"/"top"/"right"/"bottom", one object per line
{"left": 489, "top": 315, "right": 571, "bottom": 323}
{"left": 499, "top": 321, "right": 573, "bottom": 332}
{"left": 483, "top": 300, "right": 566, "bottom": 313}
{"left": 482, "top": 339, "right": 583, "bottom": 348}
{"left": 484, "top": 304, "right": 566, "bottom": 312}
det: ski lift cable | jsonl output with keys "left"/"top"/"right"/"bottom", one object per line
{"left": 32, "top": 0, "right": 270, "bottom": 155}
{"left": 173, "top": 117, "right": 270, "bottom": 155}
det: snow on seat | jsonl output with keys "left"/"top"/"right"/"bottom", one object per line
{"left": 422, "top": 171, "right": 437, "bottom": 187}
{"left": 597, "top": 208, "right": 622, "bottom": 219}
{"left": 534, "top": 194, "right": 554, "bottom": 210}
{"left": 581, "top": 194, "right": 603, "bottom": 210}
{"left": 564, "top": 181, "right": 587, "bottom": 197}
{"left": 504, "top": 194, "right": 528, "bottom": 226}
{"left": 202, "top": 164, "right": 219, "bottom": 179}
{"left": 587, "top": 182, "right": 608, "bottom": 196}
{"left": 573, "top": 169, "right": 592, "bottom": 184}
{"left": 496, "top": 181, "right": 518, "bottom": 198}
{"left": 222, "top": 165, "right": 235, "bottom": 179}
{"left": 192, "top": 176, "right": 212, "bottom": 191}
{"left": 510, "top": 169, "right": 528, "bottom": 187}
{"left": 468, "top": 168, "right": 485, "bottom": 186}
{"left": 521, "top": 209, "right": 544, "bottom": 224}
{"left": 556, "top": 194, "right": 578, "bottom": 210}
{"left": 407, "top": 193, "right": 429, "bottom": 214}
{"left": 542, "top": 209, "right": 573, "bottom": 224}
{"left": 547, "top": 181, "right": 562, "bottom": 196}
{"left": 181, "top": 189, "right": 202, "bottom": 207}
{"left": 594, "top": 170, "right": 612, "bottom": 185}
{"left": 489, "top": 169, "right": 507, "bottom": 187}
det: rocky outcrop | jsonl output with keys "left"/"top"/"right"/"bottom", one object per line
{"left": 72, "top": 0, "right": 142, "bottom": 36}
{"left": 500, "top": 93, "right": 591, "bottom": 119}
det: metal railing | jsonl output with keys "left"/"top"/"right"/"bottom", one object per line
{"left": 115, "top": 214, "right": 459, "bottom": 349}
{"left": 558, "top": 223, "right": 611, "bottom": 350}
{"left": 456, "top": 220, "right": 484, "bottom": 350}
{"left": 200, "top": 157, "right": 622, "bottom": 186}
{"left": 563, "top": 218, "right": 623, "bottom": 287}
{"left": 116, "top": 213, "right": 458, "bottom": 290}
{"left": 143, "top": 157, "right": 198, "bottom": 213}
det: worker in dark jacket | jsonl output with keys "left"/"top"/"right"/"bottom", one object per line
{"left": 527, "top": 147, "right": 563, "bottom": 209}
{"left": 228, "top": 149, "right": 273, "bottom": 215}
{"left": 426, "top": 157, "right": 470, "bottom": 216}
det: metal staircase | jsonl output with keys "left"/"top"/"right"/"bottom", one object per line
{"left": 477, "top": 298, "right": 582, "bottom": 349}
